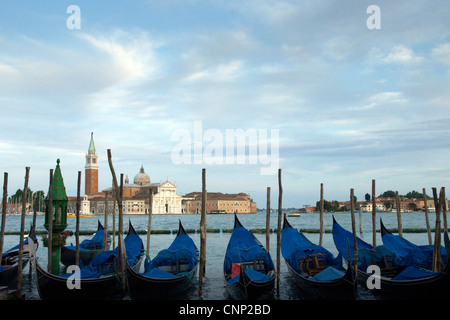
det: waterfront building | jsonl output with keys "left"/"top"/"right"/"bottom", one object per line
{"left": 182, "top": 192, "right": 257, "bottom": 214}
{"left": 85, "top": 132, "right": 99, "bottom": 197}
{"left": 67, "top": 133, "right": 256, "bottom": 215}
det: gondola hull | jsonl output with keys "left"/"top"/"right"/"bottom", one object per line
{"left": 35, "top": 260, "right": 123, "bottom": 300}
{"left": 281, "top": 216, "right": 356, "bottom": 299}
{"left": 225, "top": 272, "right": 275, "bottom": 300}
{"left": 60, "top": 220, "right": 111, "bottom": 267}
{"left": 127, "top": 220, "right": 199, "bottom": 300}
{"left": 332, "top": 217, "right": 450, "bottom": 299}
{"left": 0, "top": 259, "right": 29, "bottom": 289}
{"left": 224, "top": 215, "right": 275, "bottom": 300}
{"left": 60, "top": 246, "right": 104, "bottom": 267}
{"left": 355, "top": 264, "right": 450, "bottom": 299}
{"left": 284, "top": 259, "right": 355, "bottom": 299}
{"left": 127, "top": 262, "right": 198, "bottom": 300}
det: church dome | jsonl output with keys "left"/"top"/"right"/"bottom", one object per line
{"left": 134, "top": 165, "right": 150, "bottom": 186}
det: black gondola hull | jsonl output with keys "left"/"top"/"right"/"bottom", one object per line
{"left": 284, "top": 259, "right": 356, "bottom": 299}
{"left": 60, "top": 246, "right": 104, "bottom": 267}
{"left": 35, "top": 260, "right": 123, "bottom": 300}
{"left": 224, "top": 215, "right": 275, "bottom": 300}
{"left": 0, "top": 259, "right": 29, "bottom": 289}
{"left": 225, "top": 273, "right": 275, "bottom": 300}
{"left": 355, "top": 263, "right": 450, "bottom": 299}
{"left": 127, "top": 263, "right": 198, "bottom": 300}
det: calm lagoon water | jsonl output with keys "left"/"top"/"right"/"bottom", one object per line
{"left": 1, "top": 210, "right": 442, "bottom": 300}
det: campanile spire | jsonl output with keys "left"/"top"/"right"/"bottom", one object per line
{"left": 85, "top": 132, "right": 99, "bottom": 196}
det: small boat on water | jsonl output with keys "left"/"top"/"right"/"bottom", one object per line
{"left": 224, "top": 214, "right": 275, "bottom": 300}
{"left": 0, "top": 235, "right": 38, "bottom": 289}
{"left": 332, "top": 216, "right": 450, "bottom": 299}
{"left": 287, "top": 213, "right": 300, "bottom": 217}
{"left": 281, "top": 215, "right": 356, "bottom": 299}
{"left": 60, "top": 220, "right": 111, "bottom": 267}
{"left": 67, "top": 213, "right": 94, "bottom": 217}
{"left": 34, "top": 221, "right": 144, "bottom": 300}
{"left": 127, "top": 220, "right": 199, "bottom": 300}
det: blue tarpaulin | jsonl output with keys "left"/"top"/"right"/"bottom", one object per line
{"left": 310, "top": 266, "right": 345, "bottom": 281}
{"left": 382, "top": 231, "right": 448, "bottom": 270}
{"left": 281, "top": 224, "right": 343, "bottom": 277}
{"left": 143, "top": 230, "right": 198, "bottom": 279}
{"left": 391, "top": 266, "right": 441, "bottom": 281}
{"left": 224, "top": 226, "right": 274, "bottom": 276}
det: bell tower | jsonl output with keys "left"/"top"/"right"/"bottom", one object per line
{"left": 85, "top": 132, "right": 99, "bottom": 196}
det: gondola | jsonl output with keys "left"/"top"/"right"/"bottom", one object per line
{"left": 380, "top": 218, "right": 448, "bottom": 270}
{"left": 332, "top": 216, "right": 450, "bottom": 299}
{"left": 34, "top": 221, "right": 144, "bottom": 300}
{"left": 281, "top": 215, "right": 356, "bottom": 299}
{"left": 224, "top": 214, "right": 275, "bottom": 300}
{"left": 127, "top": 220, "right": 199, "bottom": 300}
{"left": 61, "top": 220, "right": 111, "bottom": 267}
{"left": 0, "top": 233, "right": 38, "bottom": 289}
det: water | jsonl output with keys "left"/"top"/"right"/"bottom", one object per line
{"left": 1, "top": 210, "right": 441, "bottom": 300}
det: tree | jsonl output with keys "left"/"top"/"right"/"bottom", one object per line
{"left": 365, "top": 193, "right": 371, "bottom": 202}
{"left": 405, "top": 190, "right": 424, "bottom": 199}
{"left": 380, "top": 190, "right": 396, "bottom": 198}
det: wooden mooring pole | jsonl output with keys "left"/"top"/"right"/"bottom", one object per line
{"left": 372, "top": 179, "right": 376, "bottom": 246}
{"left": 146, "top": 188, "right": 153, "bottom": 255}
{"left": 266, "top": 187, "right": 270, "bottom": 252}
{"left": 47, "top": 169, "right": 54, "bottom": 273}
{"left": 395, "top": 191, "right": 403, "bottom": 237}
{"left": 423, "top": 188, "right": 432, "bottom": 245}
{"left": 103, "top": 191, "right": 109, "bottom": 251}
{"left": 350, "top": 188, "right": 358, "bottom": 277}
{"left": 0, "top": 173, "right": 8, "bottom": 268}
{"left": 276, "top": 169, "right": 282, "bottom": 297}
{"left": 17, "top": 167, "right": 30, "bottom": 298}
{"left": 75, "top": 171, "right": 81, "bottom": 267}
{"left": 198, "top": 168, "right": 207, "bottom": 296}
{"left": 432, "top": 187, "right": 443, "bottom": 272}
{"left": 107, "top": 149, "right": 125, "bottom": 293}
{"left": 319, "top": 183, "right": 324, "bottom": 246}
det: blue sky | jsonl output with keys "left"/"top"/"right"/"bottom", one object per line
{"left": 1, "top": 1, "right": 450, "bottom": 208}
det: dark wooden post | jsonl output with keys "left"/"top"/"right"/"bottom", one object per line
{"left": 372, "top": 179, "right": 376, "bottom": 246}
{"left": 17, "top": 167, "right": 30, "bottom": 298}
{"left": 319, "top": 183, "right": 324, "bottom": 246}
{"left": 0, "top": 173, "right": 8, "bottom": 267}
{"left": 47, "top": 169, "right": 54, "bottom": 273}
{"left": 198, "top": 168, "right": 207, "bottom": 296}
{"left": 146, "top": 188, "right": 153, "bottom": 255}
{"left": 276, "top": 169, "right": 282, "bottom": 297}
{"left": 107, "top": 149, "right": 125, "bottom": 292}
{"left": 75, "top": 171, "right": 81, "bottom": 267}
{"left": 423, "top": 188, "right": 432, "bottom": 245}
{"left": 395, "top": 191, "right": 403, "bottom": 237}
{"left": 350, "top": 188, "right": 358, "bottom": 276}
{"left": 432, "top": 187, "right": 443, "bottom": 272}
{"left": 266, "top": 187, "right": 270, "bottom": 251}
{"left": 103, "top": 191, "right": 109, "bottom": 251}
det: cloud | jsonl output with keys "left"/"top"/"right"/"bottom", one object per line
{"left": 183, "top": 60, "right": 244, "bottom": 82}
{"left": 383, "top": 45, "right": 423, "bottom": 63}
{"left": 431, "top": 43, "right": 450, "bottom": 64}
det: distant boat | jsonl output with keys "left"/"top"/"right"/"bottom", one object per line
{"left": 68, "top": 213, "right": 94, "bottom": 217}
{"left": 288, "top": 213, "right": 300, "bottom": 217}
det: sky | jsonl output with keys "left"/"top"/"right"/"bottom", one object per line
{"left": 1, "top": 1, "right": 450, "bottom": 208}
